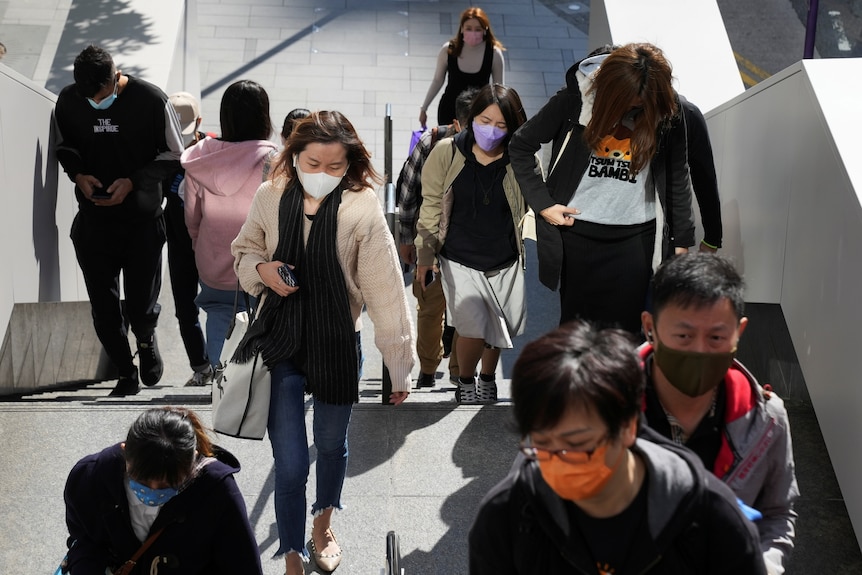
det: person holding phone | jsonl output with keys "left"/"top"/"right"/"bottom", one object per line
{"left": 53, "top": 45, "right": 183, "bottom": 396}
{"left": 415, "top": 84, "right": 535, "bottom": 405}
{"left": 231, "top": 110, "right": 414, "bottom": 575}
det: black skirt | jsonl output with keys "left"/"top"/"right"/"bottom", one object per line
{"left": 559, "top": 219, "right": 656, "bottom": 334}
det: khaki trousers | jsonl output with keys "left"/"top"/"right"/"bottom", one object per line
{"left": 412, "top": 274, "right": 458, "bottom": 377}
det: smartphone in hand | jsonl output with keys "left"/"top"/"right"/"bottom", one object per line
{"left": 277, "top": 264, "right": 299, "bottom": 288}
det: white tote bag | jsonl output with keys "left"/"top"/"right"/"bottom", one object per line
{"left": 212, "top": 290, "right": 271, "bottom": 440}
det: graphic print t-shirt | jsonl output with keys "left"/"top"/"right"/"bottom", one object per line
{"left": 566, "top": 119, "right": 656, "bottom": 226}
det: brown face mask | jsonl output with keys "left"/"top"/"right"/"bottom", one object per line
{"left": 653, "top": 336, "right": 735, "bottom": 397}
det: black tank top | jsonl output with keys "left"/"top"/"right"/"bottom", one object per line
{"left": 437, "top": 41, "right": 494, "bottom": 125}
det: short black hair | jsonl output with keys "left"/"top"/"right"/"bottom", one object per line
{"left": 454, "top": 87, "right": 479, "bottom": 126}
{"left": 511, "top": 321, "right": 643, "bottom": 439}
{"left": 73, "top": 45, "right": 115, "bottom": 98}
{"left": 281, "top": 108, "right": 311, "bottom": 140}
{"left": 124, "top": 407, "right": 205, "bottom": 487}
{"left": 220, "top": 80, "right": 273, "bottom": 142}
{"left": 652, "top": 253, "right": 745, "bottom": 321}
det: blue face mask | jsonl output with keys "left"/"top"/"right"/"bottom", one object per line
{"left": 128, "top": 478, "right": 178, "bottom": 507}
{"left": 87, "top": 78, "right": 119, "bottom": 110}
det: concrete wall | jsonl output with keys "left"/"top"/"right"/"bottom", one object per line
{"left": 0, "top": 64, "right": 82, "bottom": 327}
{"left": 0, "top": 0, "right": 193, "bottom": 393}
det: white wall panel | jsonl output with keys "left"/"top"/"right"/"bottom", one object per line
{"left": 702, "top": 58, "right": 862, "bottom": 552}
{"left": 709, "top": 70, "right": 804, "bottom": 302}
{"left": 0, "top": 0, "right": 188, "bottom": 390}
{"left": 0, "top": 65, "right": 81, "bottom": 330}
{"left": 590, "top": 0, "right": 744, "bottom": 113}
{"left": 781, "top": 61, "right": 862, "bottom": 546}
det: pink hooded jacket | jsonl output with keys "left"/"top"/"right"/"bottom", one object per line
{"left": 181, "top": 138, "right": 278, "bottom": 290}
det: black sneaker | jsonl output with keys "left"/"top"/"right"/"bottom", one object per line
{"left": 137, "top": 334, "right": 164, "bottom": 386}
{"left": 415, "top": 372, "right": 436, "bottom": 389}
{"left": 109, "top": 368, "right": 140, "bottom": 397}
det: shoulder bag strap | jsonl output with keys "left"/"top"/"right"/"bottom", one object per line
{"left": 224, "top": 281, "right": 242, "bottom": 340}
{"left": 114, "top": 526, "right": 166, "bottom": 575}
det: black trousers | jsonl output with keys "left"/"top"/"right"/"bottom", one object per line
{"left": 559, "top": 219, "right": 655, "bottom": 334}
{"left": 164, "top": 193, "right": 208, "bottom": 369}
{"left": 71, "top": 212, "right": 165, "bottom": 375}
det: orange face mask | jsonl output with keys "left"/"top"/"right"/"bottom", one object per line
{"left": 537, "top": 443, "right": 625, "bottom": 501}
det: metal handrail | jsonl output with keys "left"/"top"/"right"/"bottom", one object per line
{"left": 382, "top": 104, "right": 395, "bottom": 405}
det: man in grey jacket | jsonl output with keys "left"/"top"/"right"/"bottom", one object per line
{"left": 640, "top": 253, "right": 798, "bottom": 575}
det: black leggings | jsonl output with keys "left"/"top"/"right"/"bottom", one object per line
{"left": 559, "top": 219, "right": 655, "bottom": 334}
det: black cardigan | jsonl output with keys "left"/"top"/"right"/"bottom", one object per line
{"left": 509, "top": 58, "right": 696, "bottom": 290}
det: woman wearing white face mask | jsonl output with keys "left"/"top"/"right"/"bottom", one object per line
{"left": 419, "top": 6, "right": 505, "bottom": 128}
{"left": 231, "top": 111, "right": 415, "bottom": 575}
{"left": 416, "top": 84, "right": 535, "bottom": 405}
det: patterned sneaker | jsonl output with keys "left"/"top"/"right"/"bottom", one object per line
{"left": 185, "top": 365, "right": 214, "bottom": 387}
{"left": 456, "top": 381, "right": 479, "bottom": 405}
{"left": 476, "top": 379, "right": 498, "bottom": 404}
{"left": 415, "top": 372, "right": 436, "bottom": 389}
{"left": 136, "top": 334, "right": 164, "bottom": 386}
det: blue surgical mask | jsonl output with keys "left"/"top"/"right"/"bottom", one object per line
{"left": 88, "top": 78, "right": 119, "bottom": 110}
{"left": 128, "top": 478, "right": 178, "bottom": 507}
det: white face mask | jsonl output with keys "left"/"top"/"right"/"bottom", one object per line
{"left": 293, "top": 155, "right": 347, "bottom": 200}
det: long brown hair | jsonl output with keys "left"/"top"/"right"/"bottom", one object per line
{"left": 584, "top": 43, "right": 677, "bottom": 174}
{"left": 448, "top": 7, "right": 505, "bottom": 57}
{"left": 271, "top": 110, "right": 383, "bottom": 192}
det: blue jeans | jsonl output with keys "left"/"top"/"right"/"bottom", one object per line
{"left": 269, "top": 359, "right": 354, "bottom": 558}
{"left": 195, "top": 281, "right": 251, "bottom": 369}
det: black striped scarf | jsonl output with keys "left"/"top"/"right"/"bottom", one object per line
{"left": 233, "top": 180, "right": 358, "bottom": 404}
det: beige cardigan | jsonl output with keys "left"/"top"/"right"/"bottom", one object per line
{"left": 231, "top": 179, "right": 415, "bottom": 393}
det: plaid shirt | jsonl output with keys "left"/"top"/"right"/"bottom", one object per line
{"left": 397, "top": 124, "right": 455, "bottom": 244}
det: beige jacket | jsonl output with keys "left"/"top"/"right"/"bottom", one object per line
{"left": 231, "top": 179, "right": 415, "bottom": 393}
{"left": 414, "top": 137, "right": 534, "bottom": 267}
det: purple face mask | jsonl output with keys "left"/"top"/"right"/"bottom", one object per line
{"left": 472, "top": 121, "right": 507, "bottom": 152}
